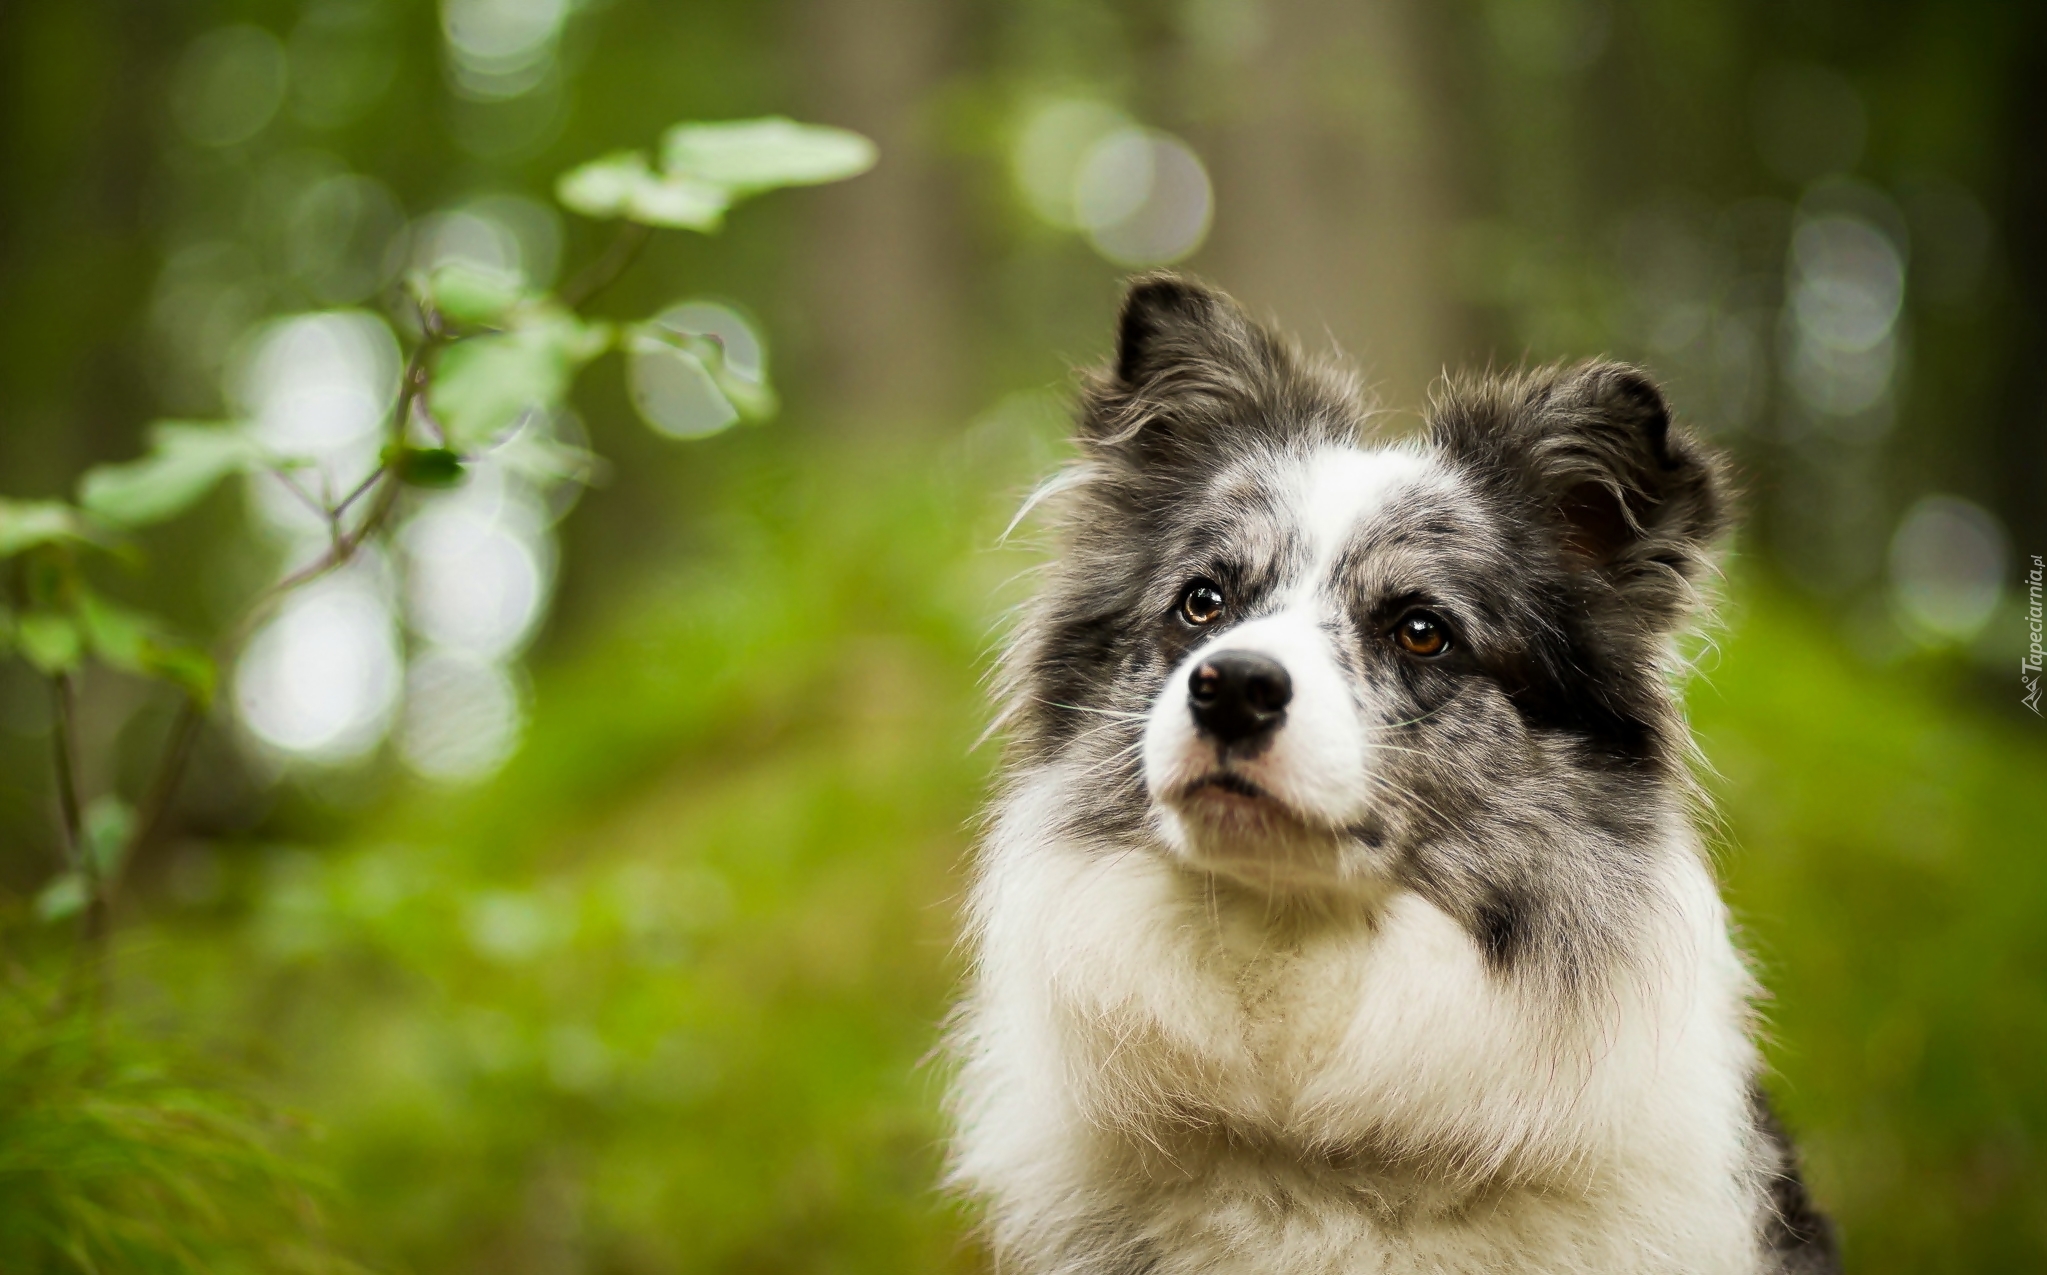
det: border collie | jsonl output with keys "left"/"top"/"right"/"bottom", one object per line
{"left": 948, "top": 275, "right": 1837, "bottom": 1274}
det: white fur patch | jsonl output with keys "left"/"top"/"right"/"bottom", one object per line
{"left": 955, "top": 770, "right": 1765, "bottom": 1272}
{"left": 1291, "top": 445, "right": 1437, "bottom": 599}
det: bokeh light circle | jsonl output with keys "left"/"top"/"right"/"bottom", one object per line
{"left": 1073, "top": 129, "right": 1213, "bottom": 266}
{"left": 236, "top": 572, "right": 403, "bottom": 763}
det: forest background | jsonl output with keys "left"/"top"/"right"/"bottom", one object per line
{"left": 0, "top": 0, "right": 2042, "bottom": 1270}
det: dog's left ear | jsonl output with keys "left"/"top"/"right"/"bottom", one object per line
{"left": 1436, "top": 362, "right": 1729, "bottom": 626}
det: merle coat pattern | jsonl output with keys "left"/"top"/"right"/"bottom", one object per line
{"left": 948, "top": 275, "right": 1836, "bottom": 1274}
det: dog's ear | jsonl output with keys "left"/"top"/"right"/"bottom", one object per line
{"left": 1081, "top": 273, "right": 1311, "bottom": 468}
{"left": 1110, "top": 273, "right": 1263, "bottom": 389}
{"left": 1435, "top": 362, "right": 1729, "bottom": 627}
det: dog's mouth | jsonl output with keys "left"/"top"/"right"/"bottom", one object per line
{"left": 1174, "top": 772, "right": 1319, "bottom": 833}
{"left": 1187, "top": 772, "right": 1269, "bottom": 801}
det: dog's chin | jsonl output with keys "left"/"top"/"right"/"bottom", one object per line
{"left": 1156, "top": 776, "right": 1371, "bottom": 894}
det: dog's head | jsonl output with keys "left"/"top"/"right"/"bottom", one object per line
{"left": 1007, "top": 275, "right": 1729, "bottom": 926}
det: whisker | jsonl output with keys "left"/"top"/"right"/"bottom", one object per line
{"left": 1363, "top": 694, "right": 1465, "bottom": 734}
{"left": 1360, "top": 771, "right": 1459, "bottom": 831}
{"left": 1060, "top": 717, "right": 1145, "bottom": 753}
{"left": 1038, "top": 698, "right": 1152, "bottom": 722}
{"left": 1068, "top": 738, "right": 1148, "bottom": 784}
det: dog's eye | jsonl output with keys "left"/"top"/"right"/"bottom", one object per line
{"left": 1393, "top": 611, "right": 1451, "bottom": 657}
{"left": 1178, "top": 579, "right": 1226, "bottom": 626}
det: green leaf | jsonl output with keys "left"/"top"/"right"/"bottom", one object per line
{"left": 555, "top": 151, "right": 731, "bottom": 231}
{"left": 78, "top": 422, "right": 268, "bottom": 527}
{"left": 428, "top": 310, "right": 613, "bottom": 450}
{"left": 556, "top": 151, "right": 650, "bottom": 216}
{"left": 0, "top": 499, "right": 92, "bottom": 557}
{"left": 626, "top": 323, "right": 778, "bottom": 439}
{"left": 84, "top": 795, "right": 136, "bottom": 879}
{"left": 420, "top": 262, "right": 531, "bottom": 327}
{"left": 35, "top": 872, "right": 89, "bottom": 923}
{"left": 16, "top": 611, "right": 82, "bottom": 675}
{"left": 73, "top": 589, "right": 216, "bottom": 702}
{"left": 394, "top": 447, "right": 467, "bottom": 488}
{"left": 142, "top": 643, "right": 218, "bottom": 707}
{"left": 624, "top": 173, "right": 734, "bottom": 230}
{"left": 686, "top": 334, "right": 777, "bottom": 422}
{"left": 626, "top": 331, "right": 739, "bottom": 440}
{"left": 77, "top": 590, "right": 153, "bottom": 673}
{"left": 557, "top": 119, "right": 872, "bottom": 230}
{"left": 661, "top": 117, "right": 877, "bottom": 193}
{"left": 495, "top": 433, "right": 603, "bottom": 488}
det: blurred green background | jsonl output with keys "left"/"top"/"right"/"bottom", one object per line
{"left": 2, "top": 0, "right": 2044, "bottom": 1271}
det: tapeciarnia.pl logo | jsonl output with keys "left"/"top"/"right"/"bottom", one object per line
{"left": 2025, "top": 554, "right": 2044, "bottom": 716}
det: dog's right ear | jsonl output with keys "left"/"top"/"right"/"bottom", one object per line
{"left": 1083, "top": 273, "right": 1296, "bottom": 464}
{"left": 1111, "top": 273, "right": 1261, "bottom": 389}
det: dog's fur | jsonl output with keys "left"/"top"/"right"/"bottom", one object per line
{"left": 947, "top": 275, "right": 1837, "bottom": 1274}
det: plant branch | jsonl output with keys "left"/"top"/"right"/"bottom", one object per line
{"left": 272, "top": 469, "right": 344, "bottom": 556}
{"left": 331, "top": 464, "right": 385, "bottom": 521}
{"left": 111, "top": 320, "right": 449, "bottom": 891}
{"left": 559, "top": 221, "right": 653, "bottom": 309}
{"left": 50, "top": 673, "right": 110, "bottom": 972}
{"left": 270, "top": 468, "right": 329, "bottom": 524}
{"left": 49, "top": 675, "right": 84, "bottom": 865}
{"left": 227, "top": 329, "right": 441, "bottom": 650}
{"left": 107, "top": 696, "right": 203, "bottom": 901}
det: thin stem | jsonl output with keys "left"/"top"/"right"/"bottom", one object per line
{"left": 559, "top": 220, "right": 652, "bottom": 309}
{"left": 110, "top": 698, "right": 202, "bottom": 900}
{"left": 331, "top": 463, "right": 386, "bottom": 521}
{"left": 389, "top": 324, "right": 438, "bottom": 449}
{"left": 48, "top": 676, "right": 84, "bottom": 865}
{"left": 270, "top": 468, "right": 331, "bottom": 524}
{"left": 273, "top": 468, "right": 345, "bottom": 557}
{"left": 226, "top": 330, "right": 441, "bottom": 649}
{"left": 50, "top": 674, "right": 111, "bottom": 990}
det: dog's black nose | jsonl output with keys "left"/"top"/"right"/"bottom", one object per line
{"left": 1187, "top": 650, "right": 1292, "bottom": 745}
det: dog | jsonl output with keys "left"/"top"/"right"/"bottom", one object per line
{"left": 946, "top": 274, "right": 1837, "bottom": 1274}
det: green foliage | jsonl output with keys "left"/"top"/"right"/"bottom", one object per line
{"left": 34, "top": 876, "right": 90, "bottom": 924}
{"left": 557, "top": 117, "right": 875, "bottom": 230}
{"left": 427, "top": 309, "right": 613, "bottom": 450}
{"left": 76, "top": 424, "right": 268, "bottom": 529}
{"left": 626, "top": 322, "right": 778, "bottom": 435}
{"left": 137, "top": 443, "right": 1024, "bottom": 1274}
{"left": 557, "top": 152, "right": 732, "bottom": 230}
{"left": 83, "top": 797, "right": 136, "bottom": 880}
{"left": 15, "top": 611, "right": 82, "bottom": 676}
{"left": 0, "top": 107, "right": 876, "bottom": 747}
{"left": 390, "top": 447, "right": 466, "bottom": 489}
{"left": 8, "top": 577, "right": 215, "bottom": 703}
{"left": 0, "top": 100, "right": 879, "bottom": 1275}
{"left": 0, "top": 500, "right": 96, "bottom": 559}
{"left": 77, "top": 591, "right": 213, "bottom": 703}
{"left": 1696, "top": 587, "right": 2047, "bottom": 1270}
{"left": 0, "top": 984, "right": 363, "bottom": 1274}
{"left": 660, "top": 117, "right": 879, "bottom": 193}
{"left": 417, "top": 263, "right": 532, "bottom": 329}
